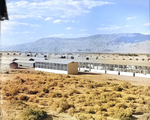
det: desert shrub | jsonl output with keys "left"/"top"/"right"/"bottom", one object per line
{"left": 66, "top": 75, "right": 71, "bottom": 78}
{"left": 139, "top": 105, "right": 150, "bottom": 113}
{"left": 144, "top": 86, "right": 150, "bottom": 92}
{"left": 85, "top": 106, "right": 96, "bottom": 114}
{"left": 51, "top": 98, "right": 72, "bottom": 112}
{"left": 36, "top": 71, "right": 45, "bottom": 75}
{"left": 138, "top": 113, "right": 150, "bottom": 120}
{"left": 10, "top": 97, "right": 19, "bottom": 103}
{"left": 115, "top": 103, "right": 127, "bottom": 109}
{"left": 15, "top": 100, "right": 28, "bottom": 110}
{"left": 68, "top": 107, "right": 75, "bottom": 116}
{"left": 60, "top": 101, "right": 73, "bottom": 111}
{"left": 42, "top": 88, "right": 49, "bottom": 93}
{"left": 121, "top": 82, "right": 132, "bottom": 89}
{"left": 110, "top": 92, "right": 122, "bottom": 98}
{"left": 136, "top": 98, "right": 144, "bottom": 104}
{"left": 85, "top": 90, "right": 90, "bottom": 94}
{"left": 2, "top": 91, "right": 10, "bottom": 97}
{"left": 16, "top": 78, "right": 26, "bottom": 84}
{"left": 3, "top": 96, "right": 14, "bottom": 100}
{"left": 94, "top": 83, "right": 104, "bottom": 87}
{"left": 51, "top": 102, "right": 59, "bottom": 111}
{"left": 20, "top": 107, "right": 48, "bottom": 120}
{"left": 27, "top": 89, "right": 39, "bottom": 94}
{"left": 39, "top": 100, "right": 48, "bottom": 106}
{"left": 15, "top": 76, "right": 20, "bottom": 79}
{"left": 86, "top": 84, "right": 95, "bottom": 89}
{"left": 75, "top": 113, "right": 93, "bottom": 120}
{"left": 145, "top": 91, "right": 150, "bottom": 96}
{"left": 62, "top": 93, "right": 68, "bottom": 98}
{"left": 18, "top": 95, "right": 29, "bottom": 101}
{"left": 124, "top": 96, "right": 135, "bottom": 101}
{"left": 83, "top": 100, "right": 93, "bottom": 106}
{"left": 69, "top": 89, "right": 81, "bottom": 96}
{"left": 28, "top": 96, "right": 36, "bottom": 102}
{"left": 63, "top": 79, "right": 71, "bottom": 84}
{"left": 99, "top": 96, "right": 108, "bottom": 103}
{"left": 101, "top": 87, "right": 107, "bottom": 92}
{"left": 128, "top": 102, "right": 138, "bottom": 110}
{"left": 32, "top": 97, "right": 39, "bottom": 103}
{"left": 75, "top": 97, "right": 86, "bottom": 103}
{"left": 113, "top": 107, "right": 133, "bottom": 120}
{"left": 48, "top": 98, "right": 54, "bottom": 106}
{"left": 38, "top": 80, "right": 46, "bottom": 84}
{"left": 2, "top": 86, "right": 19, "bottom": 97}
{"left": 93, "top": 104, "right": 101, "bottom": 112}
{"left": 37, "top": 92, "right": 45, "bottom": 97}
{"left": 77, "top": 83, "right": 84, "bottom": 87}
{"left": 57, "top": 107, "right": 63, "bottom": 113}
{"left": 9, "top": 87, "right": 19, "bottom": 96}
{"left": 95, "top": 115, "right": 107, "bottom": 120}
{"left": 107, "top": 101, "right": 116, "bottom": 107}
{"left": 51, "top": 92, "right": 62, "bottom": 98}
{"left": 113, "top": 86, "right": 123, "bottom": 91}
{"left": 57, "top": 83, "right": 64, "bottom": 87}
{"left": 18, "top": 86, "right": 28, "bottom": 93}
{"left": 35, "top": 76, "right": 40, "bottom": 78}
{"left": 135, "top": 107, "right": 144, "bottom": 114}
{"left": 144, "top": 98, "right": 150, "bottom": 105}
{"left": 48, "top": 81, "right": 57, "bottom": 87}
{"left": 93, "top": 90, "right": 102, "bottom": 96}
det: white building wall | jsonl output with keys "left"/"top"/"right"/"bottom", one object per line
{"left": 135, "top": 73, "right": 150, "bottom": 78}
{"left": 120, "top": 72, "right": 133, "bottom": 76}
{"left": 35, "top": 68, "right": 68, "bottom": 74}
{"left": 79, "top": 67, "right": 150, "bottom": 78}
{"left": 91, "top": 69, "right": 105, "bottom": 73}
{"left": 107, "top": 70, "right": 118, "bottom": 75}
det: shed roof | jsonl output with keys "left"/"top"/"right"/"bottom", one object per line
{"left": 74, "top": 59, "right": 150, "bottom": 67}
{"left": 10, "top": 62, "right": 18, "bottom": 64}
{"left": 15, "top": 60, "right": 35, "bottom": 64}
{"left": 35, "top": 59, "right": 77, "bottom": 64}
{"left": 35, "top": 59, "right": 150, "bottom": 67}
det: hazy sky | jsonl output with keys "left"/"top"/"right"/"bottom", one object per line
{"left": 1, "top": 0, "right": 150, "bottom": 45}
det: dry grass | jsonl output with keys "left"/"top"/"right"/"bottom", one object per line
{"left": 1, "top": 70, "right": 150, "bottom": 120}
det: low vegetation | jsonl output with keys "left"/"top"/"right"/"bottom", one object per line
{"left": 0, "top": 69, "right": 150, "bottom": 120}
{"left": 20, "top": 107, "right": 48, "bottom": 120}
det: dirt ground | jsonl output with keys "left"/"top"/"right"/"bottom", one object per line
{"left": 0, "top": 71, "right": 150, "bottom": 120}
{"left": 1, "top": 71, "right": 150, "bottom": 86}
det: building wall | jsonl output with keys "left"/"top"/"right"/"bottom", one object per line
{"left": 17, "top": 62, "right": 34, "bottom": 68}
{"left": 35, "top": 62, "right": 68, "bottom": 71}
{"left": 68, "top": 62, "right": 78, "bottom": 75}
{"left": 35, "top": 68, "right": 68, "bottom": 74}
{"left": 35, "top": 62, "right": 69, "bottom": 74}
{"left": 10, "top": 62, "right": 18, "bottom": 69}
{"left": 35, "top": 62, "right": 78, "bottom": 75}
{"left": 78, "top": 62, "right": 150, "bottom": 78}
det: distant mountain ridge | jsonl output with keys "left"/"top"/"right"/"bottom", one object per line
{"left": 2, "top": 33, "right": 150, "bottom": 53}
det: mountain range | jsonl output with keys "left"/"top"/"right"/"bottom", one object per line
{"left": 2, "top": 33, "right": 150, "bottom": 53}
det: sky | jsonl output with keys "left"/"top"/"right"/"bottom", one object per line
{"left": 1, "top": 0, "right": 150, "bottom": 46}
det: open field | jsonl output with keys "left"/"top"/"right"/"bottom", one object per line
{"left": 0, "top": 70, "right": 150, "bottom": 120}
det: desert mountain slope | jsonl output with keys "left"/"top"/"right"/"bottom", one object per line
{"left": 3, "top": 33, "right": 150, "bottom": 53}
